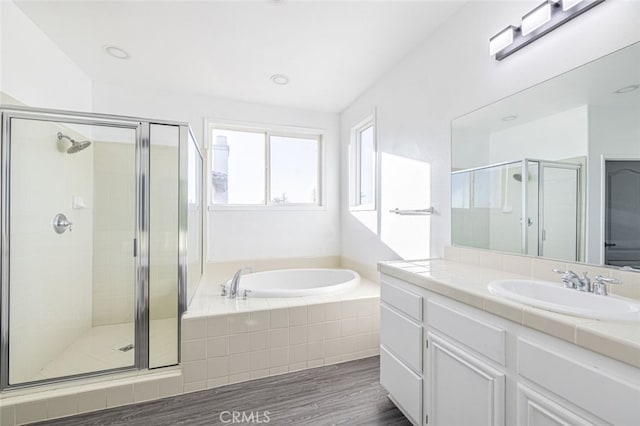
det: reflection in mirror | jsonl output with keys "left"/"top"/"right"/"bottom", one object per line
{"left": 187, "top": 132, "right": 204, "bottom": 305}
{"left": 452, "top": 42, "right": 640, "bottom": 268}
{"left": 349, "top": 116, "right": 377, "bottom": 210}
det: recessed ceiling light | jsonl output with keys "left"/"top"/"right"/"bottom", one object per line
{"left": 270, "top": 74, "right": 290, "bottom": 85}
{"left": 502, "top": 115, "right": 518, "bottom": 122}
{"left": 614, "top": 84, "right": 640, "bottom": 94}
{"left": 103, "top": 45, "right": 130, "bottom": 60}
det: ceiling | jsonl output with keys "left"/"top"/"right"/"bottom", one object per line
{"left": 16, "top": 0, "right": 466, "bottom": 113}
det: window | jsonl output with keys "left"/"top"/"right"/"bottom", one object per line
{"left": 210, "top": 125, "right": 322, "bottom": 207}
{"left": 349, "top": 116, "right": 376, "bottom": 210}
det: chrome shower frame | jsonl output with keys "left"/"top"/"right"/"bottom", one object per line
{"left": 0, "top": 105, "right": 191, "bottom": 390}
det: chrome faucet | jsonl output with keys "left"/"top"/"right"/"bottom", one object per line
{"left": 228, "top": 267, "right": 252, "bottom": 299}
{"left": 592, "top": 275, "right": 622, "bottom": 296}
{"left": 552, "top": 269, "right": 591, "bottom": 292}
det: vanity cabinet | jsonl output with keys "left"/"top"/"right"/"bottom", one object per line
{"left": 379, "top": 273, "right": 640, "bottom": 426}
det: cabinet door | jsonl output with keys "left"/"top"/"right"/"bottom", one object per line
{"left": 517, "top": 384, "right": 594, "bottom": 426}
{"left": 427, "top": 333, "right": 505, "bottom": 426}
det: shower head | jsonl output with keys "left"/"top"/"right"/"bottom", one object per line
{"left": 57, "top": 132, "right": 91, "bottom": 154}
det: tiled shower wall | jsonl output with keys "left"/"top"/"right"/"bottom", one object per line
{"left": 180, "top": 298, "right": 380, "bottom": 391}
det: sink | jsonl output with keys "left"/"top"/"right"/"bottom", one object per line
{"left": 487, "top": 279, "right": 640, "bottom": 321}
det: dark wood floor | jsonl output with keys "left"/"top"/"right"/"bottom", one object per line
{"left": 34, "top": 356, "right": 411, "bottom": 426}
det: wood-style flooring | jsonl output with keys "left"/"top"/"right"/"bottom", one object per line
{"left": 34, "top": 356, "right": 411, "bottom": 426}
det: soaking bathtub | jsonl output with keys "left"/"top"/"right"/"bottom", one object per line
{"left": 225, "top": 268, "right": 360, "bottom": 298}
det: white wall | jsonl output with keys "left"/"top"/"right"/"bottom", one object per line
{"left": 0, "top": 0, "right": 92, "bottom": 110}
{"left": 92, "top": 83, "right": 341, "bottom": 263}
{"left": 340, "top": 0, "right": 640, "bottom": 270}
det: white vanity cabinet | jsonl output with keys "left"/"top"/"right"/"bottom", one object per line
{"left": 379, "top": 272, "right": 640, "bottom": 426}
{"left": 379, "top": 276, "right": 424, "bottom": 425}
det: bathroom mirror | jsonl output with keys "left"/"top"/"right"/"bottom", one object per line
{"left": 451, "top": 42, "right": 640, "bottom": 268}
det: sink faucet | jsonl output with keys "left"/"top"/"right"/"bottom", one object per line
{"left": 552, "top": 269, "right": 590, "bottom": 292}
{"left": 228, "top": 267, "right": 252, "bottom": 299}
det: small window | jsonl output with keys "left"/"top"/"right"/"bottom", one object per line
{"left": 210, "top": 126, "right": 322, "bottom": 207}
{"left": 349, "top": 117, "right": 376, "bottom": 210}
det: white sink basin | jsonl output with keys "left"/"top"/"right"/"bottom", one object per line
{"left": 488, "top": 279, "right": 640, "bottom": 322}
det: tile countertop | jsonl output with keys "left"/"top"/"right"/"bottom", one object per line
{"left": 378, "top": 259, "right": 640, "bottom": 369}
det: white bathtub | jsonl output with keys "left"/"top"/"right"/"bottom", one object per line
{"left": 228, "top": 268, "right": 360, "bottom": 298}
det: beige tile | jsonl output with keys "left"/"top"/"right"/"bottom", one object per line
{"left": 452, "top": 289, "right": 484, "bottom": 310}
{"left": 323, "top": 355, "right": 341, "bottom": 365}
{"left": 0, "top": 404, "right": 15, "bottom": 426}
{"left": 355, "top": 299, "right": 372, "bottom": 317}
{"left": 308, "top": 323, "right": 323, "bottom": 342}
{"left": 158, "top": 375, "right": 183, "bottom": 398}
{"left": 483, "top": 296, "right": 523, "bottom": 324}
{"left": 341, "top": 318, "right": 357, "bottom": 336}
{"left": 250, "top": 331, "right": 269, "bottom": 351}
{"left": 270, "top": 328, "right": 289, "bottom": 348}
{"left": 207, "top": 356, "right": 229, "bottom": 378}
{"left": 250, "top": 310, "right": 270, "bottom": 332}
{"left": 610, "top": 269, "right": 640, "bottom": 300}
{"left": 229, "top": 353, "right": 250, "bottom": 374}
{"left": 134, "top": 380, "right": 159, "bottom": 402}
{"left": 307, "top": 359, "right": 324, "bottom": 368}
{"left": 229, "top": 334, "right": 250, "bottom": 354}
{"left": 576, "top": 326, "right": 640, "bottom": 368}
{"left": 341, "top": 336, "right": 359, "bottom": 354}
{"left": 289, "top": 344, "right": 308, "bottom": 364}
{"left": 289, "top": 362, "right": 307, "bottom": 372}
{"left": 443, "top": 245, "right": 461, "bottom": 261}
{"left": 290, "top": 325, "right": 308, "bottom": 345}
{"left": 356, "top": 316, "right": 373, "bottom": 334}
{"left": 341, "top": 300, "right": 358, "bottom": 318}
{"left": 289, "top": 306, "right": 307, "bottom": 326}
{"left": 503, "top": 255, "right": 532, "bottom": 276}
{"left": 250, "top": 350, "right": 270, "bottom": 371}
{"left": 207, "top": 336, "right": 229, "bottom": 357}
{"left": 182, "top": 360, "right": 207, "bottom": 384}
{"left": 308, "top": 304, "right": 324, "bottom": 324}
{"left": 269, "top": 366, "right": 289, "bottom": 376}
{"left": 355, "top": 334, "right": 372, "bottom": 351}
{"left": 206, "top": 377, "right": 229, "bottom": 389}
{"left": 183, "top": 381, "right": 206, "bottom": 393}
{"left": 458, "top": 247, "right": 480, "bottom": 265}
{"left": 531, "top": 258, "right": 567, "bottom": 282}
{"left": 477, "top": 251, "right": 503, "bottom": 271}
{"left": 323, "top": 320, "right": 341, "bottom": 339}
{"left": 270, "top": 309, "right": 289, "bottom": 329}
{"left": 228, "top": 313, "right": 251, "bottom": 334}
{"left": 182, "top": 339, "right": 206, "bottom": 361}
{"left": 250, "top": 369, "right": 270, "bottom": 379}
{"left": 207, "top": 315, "right": 229, "bottom": 337}
{"left": 324, "top": 338, "right": 341, "bottom": 357}
{"left": 270, "top": 347, "right": 289, "bottom": 367}
{"left": 47, "top": 394, "right": 78, "bottom": 419}
{"left": 324, "top": 302, "right": 342, "bottom": 321}
{"left": 183, "top": 318, "right": 206, "bottom": 340}
{"left": 307, "top": 341, "right": 324, "bottom": 360}
{"left": 522, "top": 308, "right": 577, "bottom": 342}
{"left": 15, "top": 400, "right": 47, "bottom": 425}
{"left": 229, "top": 372, "right": 250, "bottom": 384}
{"left": 106, "top": 384, "right": 134, "bottom": 408}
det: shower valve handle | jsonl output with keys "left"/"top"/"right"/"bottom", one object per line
{"left": 53, "top": 213, "right": 73, "bottom": 234}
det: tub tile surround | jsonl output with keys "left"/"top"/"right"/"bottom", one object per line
{"left": 0, "top": 272, "right": 379, "bottom": 425}
{"left": 379, "top": 246, "right": 640, "bottom": 368}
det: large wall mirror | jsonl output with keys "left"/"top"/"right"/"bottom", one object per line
{"left": 451, "top": 42, "right": 640, "bottom": 269}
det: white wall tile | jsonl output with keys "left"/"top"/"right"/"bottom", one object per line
{"left": 229, "top": 334, "right": 250, "bottom": 354}
{"left": 134, "top": 380, "right": 159, "bottom": 402}
{"left": 307, "top": 304, "right": 325, "bottom": 324}
{"left": 207, "top": 336, "right": 229, "bottom": 357}
{"left": 229, "top": 353, "right": 249, "bottom": 374}
{"left": 308, "top": 323, "right": 323, "bottom": 342}
{"left": 269, "top": 366, "right": 288, "bottom": 376}
{"left": 207, "top": 357, "right": 229, "bottom": 378}
{"left": 270, "top": 347, "right": 289, "bottom": 367}
{"left": 250, "top": 331, "right": 269, "bottom": 351}
{"left": 182, "top": 360, "right": 207, "bottom": 384}
{"left": 269, "top": 309, "right": 289, "bottom": 329}
{"left": 158, "top": 375, "right": 184, "bottom": 398}
{"left": 207, "top": 315, "right": 229, "bottom": 337}
{"left": 324, "top": 302, "right": 342, "bottom": 321}
{"left": 0, "top": 404, "right": 16, "bottom": 426}
{"left": 250, "top": 369, "right": 270, "bottom": 379}
{"left": 15, "top": 400, "right": 47, "bottom": 425}
{"left": 183, "top": 318, "right": 206, "bottom": 340}
{"left": 289, "top": 344, "right": 308, "bottom": 364}
{"left": 250, "top": 350, "right": 270, "bottom": 371}
{"left": 324, "top": 321, "right": 341, "bottom": 339}
{"left": 341, "top": 300, "right": 358, "bottom": 318}
{"left": 307, "top": 359, "right": 324, "bottom": 368}
{"left": 206, "top": 377, "right": 229, "bottom": 389}
{"left": 289, "top": 362, "right": 307, "bottom": 372}
{"left": 182, "top": 339, "right": 206, "bottom": 361}
{"left": 47, "top": 394, "right": 78, "bottom": 419}
{"left": 357, "top": 316, "right": 373, "bottom": 334}
{"left": 307, "top": 341, "right": 323, "bottom": 361}
{"left": 289, "top": 306, "right": 307, "bottom": 326}
{"left": 270, "top": 328, "right": 289, "bottom": 348}
{"left": 249, "top": 310, "right": 270, "bottom": 332}
{"left": 341, "top": 318, "right": 357, "bottom": 336}
{"left": 229, "top": 372, "right": 250, "bottom": 384}
{"left": 324, "top": 338, "right": 341, "bottom": 357}
{"left": 289, "top": 325, "right": 308, "bottom": 345}
{"left": 341, "top": 336, "right": 358, "bottom": 354}
{"left": 183, "top": 381, "right": 206, "bottom": 393}
{"left": 228, "top": 313, "right": 250, "bottom": 334}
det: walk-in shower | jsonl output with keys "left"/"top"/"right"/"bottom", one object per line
{"left": 452, "top": 158, "right": 582, "bottom": 262}
{"left": 0, "top": 106, "right": 204, "bottom": 390}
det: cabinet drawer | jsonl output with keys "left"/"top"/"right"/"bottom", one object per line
{"left": 427, "top": 300, "right": 506, "bottom": 365}
{"left": 381, "top": 279, "right": 422, "bottom": 321}
{"left": 380, "top": 345, "right": 422, "bottom": 425}
{"left": 518, "top": 338, "right": 640, "bottom": 425}
{"left": 380, "top": 304, "right": 422, "bottom": 372}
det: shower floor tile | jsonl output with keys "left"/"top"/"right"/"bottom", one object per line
{"left": 34, "top": 319, "right": 176, "bottom": 382}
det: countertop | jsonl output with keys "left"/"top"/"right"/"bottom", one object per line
{"left": 378, "top": 259, "right": 640, "bottom": 368}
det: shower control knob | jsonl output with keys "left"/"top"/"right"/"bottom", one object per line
{"left": 52, "top": 213, "right": 73, "bottom": 234}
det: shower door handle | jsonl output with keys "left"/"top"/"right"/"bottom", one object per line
{"left": 52, "top": 213, "right": 73, "bottom": 234}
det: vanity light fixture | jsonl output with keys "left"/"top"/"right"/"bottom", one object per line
{"left": 489, "top": 0, "right": 606, "bottom": 61}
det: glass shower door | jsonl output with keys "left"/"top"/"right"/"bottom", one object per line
{"left": 6, "top": 117, "right": 138, "bottom": 386}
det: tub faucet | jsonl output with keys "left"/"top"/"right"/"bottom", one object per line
{"left": 229, "top": 267, "right": 252, "bottom": 299}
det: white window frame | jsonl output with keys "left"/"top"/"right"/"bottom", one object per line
{"left": 349, "top": 113, "right": 377, "bottom": 211}
{"left": 205, "top": 119, "right": 325, "bottom": 211}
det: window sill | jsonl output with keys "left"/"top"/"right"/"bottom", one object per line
{"left": 208, "top": 204, "right": 327, "bottom": 212}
